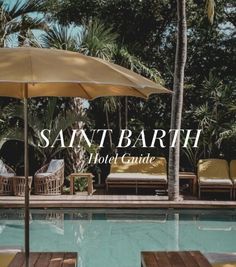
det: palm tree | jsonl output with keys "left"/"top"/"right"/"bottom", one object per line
{"left": 96, "top": 97, "right": 117, "bottom": 151}
{"left": 168, "top": 0, "right": 215, "bottom": 201}
{"left": 40, "top": 21, "right": 118, "bottom": 172}
{"left": 168, "top": 0, "right": 187, "bottom": 201}
{"left": 41, "top": 24, "right": 85, "bottom": 172}
{"left": 0, "top": 0, "right": 46, "bottom": 47}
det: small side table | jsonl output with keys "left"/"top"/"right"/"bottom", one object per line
{"left": 13, "top": 176, "right": 32, "bottom": 196}
{"left": 70, "top": 173, "right": 94, "bottom": 195}
{"left": 179, "top": 172, "right": 197, "bottom": 196}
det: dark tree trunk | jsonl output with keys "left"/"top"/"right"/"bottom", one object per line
{"left": 105, "top": 108, "right": 113, "bottom": 150}
{"left": 124, "top": 96, "right": 128, "bottom": 129}
{"left": 168, "top": 0, "right": 187, "bottom": 201}
{"left": 118, "top": 101, "right": 122, "bottom": 132}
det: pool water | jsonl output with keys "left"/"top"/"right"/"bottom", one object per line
{"left": 0, "top": 209, "right": 236, "bottom": 267}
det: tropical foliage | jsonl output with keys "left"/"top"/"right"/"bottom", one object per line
{"left": 0, "top": 0, "right": 46, "bottom": 47}
{"left": 0, "top": 0, "right": 235, "bottom": 186}
{"left": 0, "top": 98, "right": 83, "bottom": 172}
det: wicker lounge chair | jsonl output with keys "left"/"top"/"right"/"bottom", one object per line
{"left": 198, "top": 159, "right": 233, "bottom": 199}
{"left": 34, "top": 159, "right": 64, "bottom": 195}
{"left": 0, "top": 160, "right": 15, "bottom": 195}
{"left": 106, "top": 157, "right": 167, "bottom": 194}
{"left": 230, "top": 160, "right": 236, "bottom": 199}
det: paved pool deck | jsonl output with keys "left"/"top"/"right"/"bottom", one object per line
{"left": 0, "top": 195, "right": 235, "bottom": 209}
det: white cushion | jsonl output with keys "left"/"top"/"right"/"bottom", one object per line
{"left": 36, "top": 172, "right": 53, "bottom": 177}
{"left": 0, "top": 159, "right": 8, "bottom": 174}
{"left": 107, "top": 173, "right": 167, "bottom": 182}
{"left": 0, "top": 173, "right": 14, "bottom": 178}
{"left": 199, "top": 178, "right": 233, "bottom": 185}
{"left": 47, "top": 159, "right": 64, "bottom": 173}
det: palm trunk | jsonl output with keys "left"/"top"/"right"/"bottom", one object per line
{"left": 105, "top": 108, "right": 113, "bottom": 150}
{"left": 118, "top": 101, "right": 122, "bottom": 132}
{"left": 69, "top": 97, "right": 86, "bottom": 172}
{"left": 168, "top": 0, "right": 187, "bottom": 201}
{"left": 124, "top": 96, "right": 128, "bottom": 129}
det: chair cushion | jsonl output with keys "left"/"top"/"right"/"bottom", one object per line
{"left": 198, "top": 159, "right": 230, "bottom": 179}
{"left": 199, "top": 177, "right": 232, "bottom": 185}
{"left": 107, "top": 173, "right": 167, "bottom": 182}
{"left": 110, "top": 157, "right": 166, "bottom": 175}
{"left": 0, "top": 160, "right": 8, "bottom": 174}
{"left": 0, "top": 253, "right": 17, "bottom": 267}
{"left": 212, "top": 262, "right": 236, "bottom": 267}
{"left": 36, "top": 172, "right": 53, "bottom": 177}
{"left": 0, "top": 173, "right": 14, "bottom": 178}
{"left": 47, "top": 159, "right": 64, "bottom": 173}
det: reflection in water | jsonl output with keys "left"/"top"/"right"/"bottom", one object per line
{"left": 0, "top": 209, "right": 236, "bottom": 267}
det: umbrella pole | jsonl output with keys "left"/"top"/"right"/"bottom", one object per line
{"left": 24, "top": 84, "right": 29, "bottom": 267}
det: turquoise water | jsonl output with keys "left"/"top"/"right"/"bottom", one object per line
{"left": 0, "top": 209, "right": 236, "bottom": 267}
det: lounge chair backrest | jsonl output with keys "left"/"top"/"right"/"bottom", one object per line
{"left": 110, "top": 157, "right": 166, "bottom": 175}
{"left": 230, "top": 160, "right": 236, "bottom": 179}
{"left": 0, "top": 159, "right": 8, "bottom": 174}
{"left": 198, "top": 159, "right": 229, "bottom": 179}
{"left": 47, "top": 159, "right": 64, "bottom": 173}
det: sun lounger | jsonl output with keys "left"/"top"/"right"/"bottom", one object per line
{"left": 206, "top": 252, "right": 236, "bottom": 267}
{"left": 198, "top": 159, "right": 233, "bottom": 199}
{"left": 106, "top": 157, "right": 167, "bottom": 194}
{"left": 230, "top": 160, "right": 236, "bottom": 199}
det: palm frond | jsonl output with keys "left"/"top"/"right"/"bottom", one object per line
{"left": 79, "top": 19, "right": 118, "bottom": 60}
{"left": 41, "top": 24, "right": 78, "bottom": 51}
{"left": 5, "top": 0, "right": 46, "bottom": 19}
{"left": 0, "top": 0, "right": 47, "bottom": 47}
{"left": 114, "top": 46, "right": 162, "bottom": 83}
{"left": 217, "top": 124, "right": 236, "bottom": 147}
{"left": 102, "top": 97, "right": 118, "bottom": 113}
{"left": 0, "top": 127, "right": 35, "bottom": 150}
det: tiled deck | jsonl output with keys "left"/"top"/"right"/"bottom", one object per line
{"left": 0, "top": 195, "right": 235, "bottom": 209}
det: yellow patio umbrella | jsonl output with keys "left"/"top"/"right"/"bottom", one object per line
{"left": 0, "top": 47, "right": 170, "bottom": 266}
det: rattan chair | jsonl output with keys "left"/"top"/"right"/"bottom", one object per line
{"left": 34, "top": 159, "right": 64, "bottom": 195}
{"left": 0, "top": 160, "right": 16, "bottom": 196}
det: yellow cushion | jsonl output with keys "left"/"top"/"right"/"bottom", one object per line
{"left": 213, "top": 262, "right": 236, "bottom": 267}
{"left": 0, "top": 253, "right": 16, "bottom": 267}
{"left": 230, "top": 160, "right": 236, "bottom": 180}
{"left": 198, "top": 159, "right": 230, "bottom": 179}
{"left": 110, "top": 157, "right": 166, "bottom": 175}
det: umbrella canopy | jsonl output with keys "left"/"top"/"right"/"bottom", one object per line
{"left": 0, "top": 47, "right": 170, "bottom": 99}
{"left": 0, "top": 47, "right": 171, "bottom": 267}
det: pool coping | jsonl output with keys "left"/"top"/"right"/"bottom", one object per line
{"left": 0, "top": 195, "right": 236, "bottom": 209}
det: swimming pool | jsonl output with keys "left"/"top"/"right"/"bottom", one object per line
{"left": 0, "top": 209, "right": 236, "bottom": 267}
